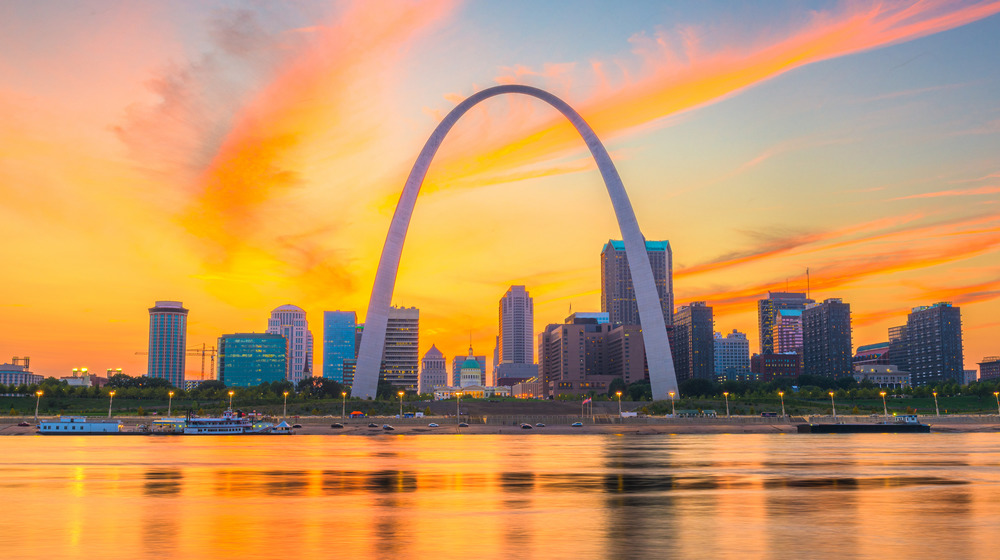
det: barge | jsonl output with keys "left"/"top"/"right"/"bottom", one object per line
{"left": 798, "top": 414, "right": 930, "bottom": 434}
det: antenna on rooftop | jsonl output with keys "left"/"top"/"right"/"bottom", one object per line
{"left": 806, "top": 267, "right": 811, "bottom": 299}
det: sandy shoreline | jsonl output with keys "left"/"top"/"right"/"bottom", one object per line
{"left": 3, "top": 419, "right": 999, "bottom": 436}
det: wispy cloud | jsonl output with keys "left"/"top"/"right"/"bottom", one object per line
{"left": 892, "top": 185, "right": 1000, "bottom": 200}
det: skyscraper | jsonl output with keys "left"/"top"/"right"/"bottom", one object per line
{"left": 498, "top": 285, "right": 534, "bottom": 364}
{"left": 903, "top": 303, "right": 964, "bottom": 385}
{"left": 672, "top": 302, "right": 715, "bottom": 382}
{"left": 217, "top": 333, "right": 287, "bottom": 387}
{"left": 601, "top": 240, "right": 673, "bottom": 327}
{"left": 383, "top": 306, "right": 419, "bottom": 390}
{"left": 758, "top": 292, "right": 814, "bottom": 354}
{"left": 419, "top": 344, "right": 447, "bottom": 394}
{"left": 773, "top": 308, "right": 803, "bottom": 354}
{"left": 802, "top": 298, "right": 853, "bottom": 378}
{"left": 714, "top": 330, "right": 750, "bottom": 382}
{"left": 267, "top": 304, "right": 314, "bottom": 385}
{"left": 323, "top": 311, "right": 357, "bottom": 383}
{"left": 147, "top": 301, "right": 188, "bottom": 387}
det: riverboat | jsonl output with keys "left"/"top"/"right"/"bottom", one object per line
{"left": 181, "top": 410, "right": 276, "bottom": 435}
{"left": 797, "top": 414, "right": 930, "bottom": 434}
{"left": 38, "top": 416, "right": 125, "bottom": 435}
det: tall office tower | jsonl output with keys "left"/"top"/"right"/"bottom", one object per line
{"left": 148, "top": 301, "right": 188, "bottom": 387}
{"left": 452, "top": 350, "right": 486, "bottom": 386}
{"left": 772, "top": 309, "right": 803, "bottom": 354}
{"left": 802, "top": 298, "right": 853, "bottom": 378}
{"left": 217, "top": 333, "right": 287, "bottom": 387}
{"left": 382, "top": 306, "right": 419, "bottom": 390}
{"left": 323, "top": 311, "right": 357, "bottom": 383}
{"left": 267, "top": 304, "right": 314, "bottom": 385}
{"left": 672, "top": 302, "right": 715, "bottom": 382}
{"left": 758, "top": 292, "right": 814, "bottom": 354}
{"left": 499, "top": 285, "right": 534, "bottom": 364}
{"left": 887, "top": 325, "right": 909, "bottom": 373}
{"left": 714, "top": 330, "right": 750, "bottom": 382}
{"left": 904, "top": 303, "right": 964, "bottom": 385}
{"left": 496, "top": 285, "right": 538, "bottom": 383}
{"left": 419, "top": 345, "right": 448, "bottom": 394}
{"left": 601, "top": 240, "right": 673, "bottom": 327}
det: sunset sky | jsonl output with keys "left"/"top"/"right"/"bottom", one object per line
{"left": 2, "top": 0, "right": 999, "bottom": 380}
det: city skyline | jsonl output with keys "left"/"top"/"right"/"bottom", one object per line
{"left": 3, "top": 1, "right": 1000, "bottom": 377}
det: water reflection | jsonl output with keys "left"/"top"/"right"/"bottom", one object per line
{"left": 2, "top": 434, "right": 1000, "bottom": 560}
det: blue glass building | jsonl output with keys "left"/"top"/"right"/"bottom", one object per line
{"left": 217, "top": 333, "right": 287, "bottom": 387}
{"left": 147, "top": 301, "right": 188, "bottom": 388}
{"left": 323, "top": 311, "right": 357, "bottom": 382}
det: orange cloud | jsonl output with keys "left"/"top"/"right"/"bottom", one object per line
{"left": 891, "top": 185, "right": 1000, "bottom": 200}
{"left": 422, "top": 0, "right": 1000, "bottom": 192}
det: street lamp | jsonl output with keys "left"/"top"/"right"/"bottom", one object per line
{"left": 228, "top": 390, "right": 234, "bottom": 412}
{"left": 778, "top": 391, "right": 785, "bottom": 418}
{"left": 723, "top": 392, "right": 730, "bottom": 417}
{"left": 880, "top": 391, "right": 888, "bottom": 423}
{"left": 341, "top": 391, "right": 347, "bottom": 420}
{"left": 616, "top": 391, "right": 622, "bottom": 419}
{"left": 669, "top": 391, "right": 676, "bottom": 417}
{"left": 283, "top": 391, "right": 289, "bottom": 418}
{"left": 932, "top": 391, "right": 940, "bottom": 417}
{"left": 167, "top": 391, "right": 174, "bottom": 417}
{"left": 455, "top": 392, "right": 463, "bottom": 424}
{"left": 398, "top": 391, "right": 405, "bottom": 419}
{"left": 994, "top": 392, "right": 999, "bottom": 416}
{"left": 829, "top": 391, "right": 836, "bottom": 421}
{"left": 34, "top": 390, "right": 43, "bottom": 423}
{"left": 108, "top": 390, "right": 116, "bottom": 418}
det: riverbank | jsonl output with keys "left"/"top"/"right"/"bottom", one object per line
{"left": 4, "top": 417, "right": 1000, "bottom": 435}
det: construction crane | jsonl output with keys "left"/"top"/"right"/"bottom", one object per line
{"left": 136, "top": 343, "right": 218, "bottom": 378}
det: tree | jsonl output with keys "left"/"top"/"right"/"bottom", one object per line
{"left": 197, "top": 380, "right": 227, "bottom": 392}
{"left": 297, "top": 376, "right": 343, "bottom": 398}
{"left": 608, "top": 378, "right": 627, "bottom": 398}
{"left": 627, "top": 379, "right": 652, "bottom": 401}
{"left": 680, "top": 378, "right": 715, "bottom": 397}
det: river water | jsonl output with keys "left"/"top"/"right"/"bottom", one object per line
{"left": 3, "top": 433, "right": 1000, "bottom": 559}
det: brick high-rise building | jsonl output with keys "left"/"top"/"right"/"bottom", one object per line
{"left": 902, "top": 303, "right": 963, "bottom": 386}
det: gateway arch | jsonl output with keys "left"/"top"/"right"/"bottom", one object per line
{"left": 351, "top": 84, "right": 678, "bottom": 400}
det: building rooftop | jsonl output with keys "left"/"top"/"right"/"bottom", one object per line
{"left": 603, "top": 239, "right": 670, "bottom": 252}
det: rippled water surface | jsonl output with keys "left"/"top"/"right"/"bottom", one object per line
{"left": 4, "top": 433, "right": 1000, "bottom": 559}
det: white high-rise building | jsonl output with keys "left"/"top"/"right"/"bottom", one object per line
{"left": 419, "top": 344, "right": 447, "bottom": 394}
{"left": 267, "top": 304, "right": 314, "bottom": 385}
{"left": 714, "top": 329, "right": 750, "bottom": 382}
{"left": 496, "top": 286, "right": 538, "bottom": 383}
{"left": 384, "top": 306, "right": 420, "bottom": 391}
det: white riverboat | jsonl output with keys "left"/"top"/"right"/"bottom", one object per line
{"left": 38, "top": 416, "right": 124, "bottom": 434}
{"left": 182, "top": 410, "right": 274, "bottom": 435}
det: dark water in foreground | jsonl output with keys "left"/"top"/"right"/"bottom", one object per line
{"left": 3, "top": 433, "right": 1000, "bottom": 559}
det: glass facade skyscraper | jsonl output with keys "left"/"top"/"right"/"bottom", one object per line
{"left": 323, "top": 311, "right": 357, "bottom": 383}
{"left": 147, "top": 301, "right": 188, "bottom": 388}
{"left": 217, "top": 333, "right": 287, "bottom": 387}
{"left": 601, "top": 240, "right": 673, "bottom": 328}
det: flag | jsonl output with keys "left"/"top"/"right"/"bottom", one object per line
{"left": 582, "top": 397, "right": 592, "bottom": 405}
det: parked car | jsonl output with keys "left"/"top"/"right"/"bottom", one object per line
{"left": 520, "top": 423, "right": 533, "bottom": 429}
{"left": 292, "top": 424, "right": 303, "bottom": 429}
{"left": 368, "top": 422, "right": 379, "bottom": 428}
{"left": 330, "top": 423, "right": 344, "bottom": 429}
{"left": 535, "top": 423, "right": 545, "bottom": 427}
{"left": 571, "top": 422, "right": 583, "bottom": 427}
{"left": 458, "top": 422, "right": 469, "bottom": 427}
{"left": 382, "top": 424, "right": 395, "bottom": 431}
{"left": 17, "top": 421, "right": 30, "bottom": 427}
{"left": 428, "top": 423, "right": 439, "bottom": 428}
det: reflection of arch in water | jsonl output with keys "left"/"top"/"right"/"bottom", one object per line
{"left": 351, "top": 85, "right": 678, "bottom": 400}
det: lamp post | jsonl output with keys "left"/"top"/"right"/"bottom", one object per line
{"left": 398, "top": 391, "right": 405, "bottom": 419}
{"left": 455, "top": 392, "right": 462, "bottom": 424}
{"left": 829, "top": 391, "right": 836, "bottom": 421}
{"left": 723, "top": 392, "right": 730, "bottom": 417}
{"left": 994, "top": 392, "right": 999, "bottom": 416}
{"left": 34, "top": 390, "right": 43, "bottom": 423}
{"left": 880, "top": 391, "right": 888, "bottom": 423}
{"left": 228, "top": 390, "right": 234, "bottom": 412}
{"left": 778, "top": 391, "right": 785, "bottom": 418}
{"left": 283, "top": 391, "right": 289, "bottom": 418}
{"left": 932, "top": 391, "right": 940, "bottom": 417}
{"left": 616, "top": 391, "right": 622, "bottom": 421}
{"left": 167, "top": 391, "right": 174, "bottom": 417}
{"left": 341, "top": 391, "right": 347, "bottom": 420}
{"left": 108, "top": 390, "right": 116, "bottom": 418}
{"left": 669, "top": 391, "right": 676, "bottom": 417}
